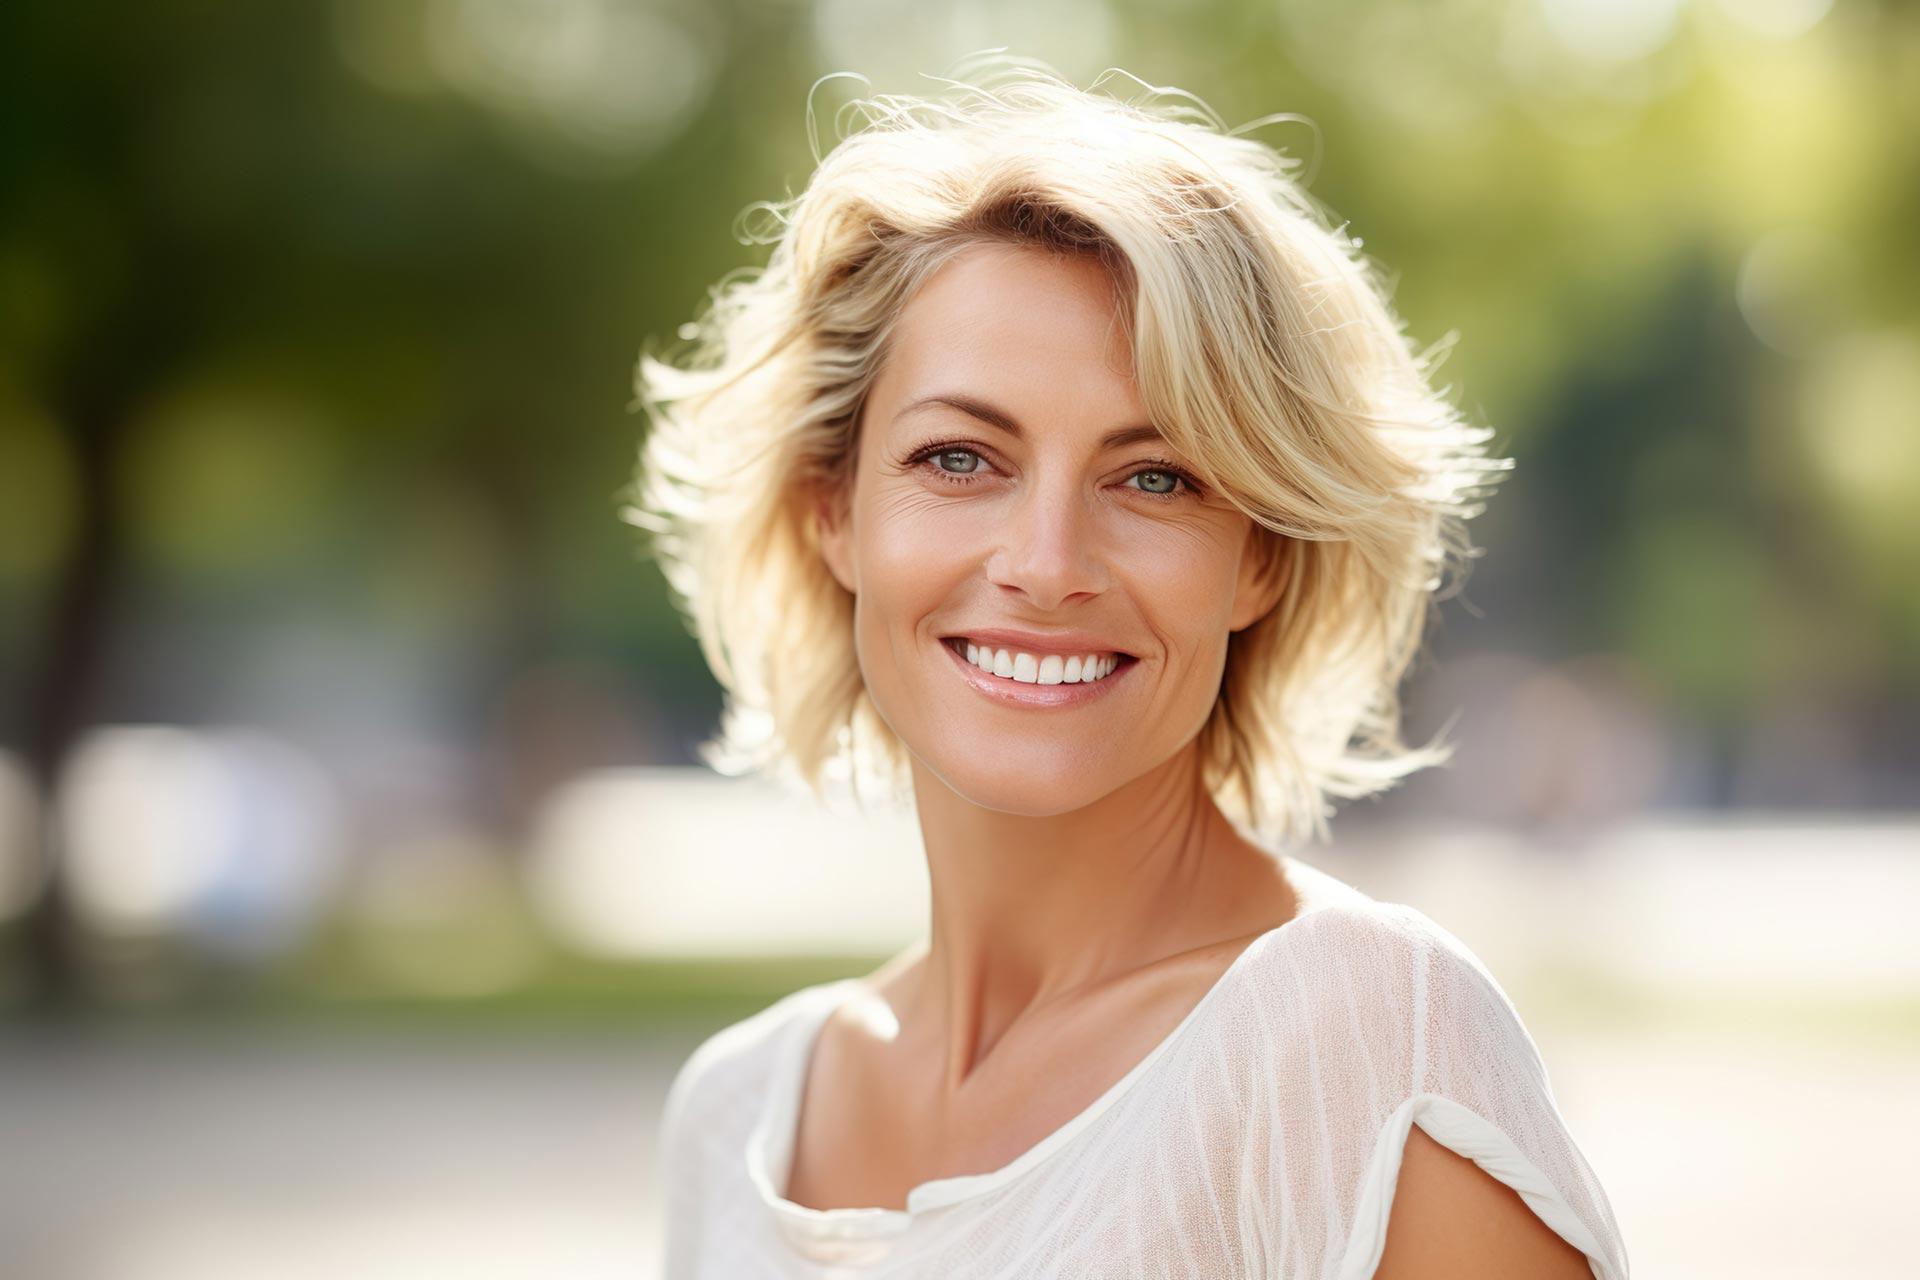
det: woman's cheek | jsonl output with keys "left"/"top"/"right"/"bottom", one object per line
{"left": 1123, "top": 525, "right": 1236, "bottom": 603}
{"left": 870, "top": 485, "right": 982, "bottom": 546}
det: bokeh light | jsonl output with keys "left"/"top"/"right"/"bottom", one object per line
{"left": 57, "top": 726, "right": 345, "bottom": 956}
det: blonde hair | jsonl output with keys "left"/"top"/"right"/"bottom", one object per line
{"left": 621, "top": 54, "right": 1510, "bottom": 849}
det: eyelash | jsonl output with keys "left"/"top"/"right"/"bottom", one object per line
{"left": 903, "top": 441, "right": 1205, "bottom": 502}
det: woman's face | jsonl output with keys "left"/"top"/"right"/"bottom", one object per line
{"left": 816, "top": 240, "right": 1285, "bottom": 816}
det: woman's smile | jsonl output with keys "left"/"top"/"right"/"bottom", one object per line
{"left": 937, "top": 633, "right": 1140, "bottom": 708}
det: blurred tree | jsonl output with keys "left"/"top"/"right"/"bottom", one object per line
{"left": 1, "top": 0, "right": 1915, "bottom": 1006}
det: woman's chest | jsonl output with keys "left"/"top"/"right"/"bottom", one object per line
{"left": 778, "top": 956, "right": 1252, "bottom": 1214}
{"left": 765, "top": 1069, "right": 1280, "bottom": 1279}
{"left": 781, "top": 1019, "right": 1129, "bottom": 1213}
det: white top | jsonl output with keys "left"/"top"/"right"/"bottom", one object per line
{"left": 655, "top": 856, "right": 1631, "bottom": 1278}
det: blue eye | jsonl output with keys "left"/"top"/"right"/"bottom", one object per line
{"left": 906, "top": 442, "right": 1202, "bottom": 502}
{"left": 933, "top": 449, "right": 986, "bottom": 476}
{"left": 1130, "top": 470, "right": 1179, "bottom": 496}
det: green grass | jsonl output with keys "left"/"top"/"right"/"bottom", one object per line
{"left": 7, "top": 916, "right": 1918, "bottom": 1049}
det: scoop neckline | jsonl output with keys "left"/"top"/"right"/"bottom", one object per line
{"left": 746, "top": 854, "right": 1342, "bottom": 1249}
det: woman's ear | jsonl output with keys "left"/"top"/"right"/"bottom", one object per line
{"left": 814, "top": 482, "right": 856, "bottom": 596}
{"left": 1228, "top": 524, "right": 1287, "bottom": 633}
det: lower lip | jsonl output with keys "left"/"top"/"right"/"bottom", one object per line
{"left": 938, "top": 638, "right": 1137, "bottom": 708}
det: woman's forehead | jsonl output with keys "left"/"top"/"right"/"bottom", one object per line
{"left": 876, "top": 247, "right": 1144, "bottom": 429}
{"left": 894, "top": 242, "right": 1127, "bottom": 355}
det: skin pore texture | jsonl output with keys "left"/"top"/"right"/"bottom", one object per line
{"left": 802, "top": 240, "right": 1304, "bottom": 1213}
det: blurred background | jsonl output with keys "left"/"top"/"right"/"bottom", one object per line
{"left": 2, "top": 0, "right": 1916, "bottom": 1276}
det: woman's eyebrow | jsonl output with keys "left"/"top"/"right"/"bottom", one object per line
{"left": 895, "top": 392, "right": 1166, "bottom": 451}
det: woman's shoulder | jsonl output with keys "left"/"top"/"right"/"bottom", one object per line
{"left": 1256, "top": 870, "right": 1630, "bottom": 1279}
{"left": 1235, "top": 859, "right": 1539, "bottom": 1064}
{"left": 658, "top": 977, "right": 855, "bottom": 1144}
{"left": 1265, "top": 856, "right": 1501, "bottom": 969}
{"left": 1259, "top": 856, "right": 1476, "bottom": 972}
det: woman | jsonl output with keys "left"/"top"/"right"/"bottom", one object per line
{"left": 626, "top": 56, "right": 1629, "bottom": 1279}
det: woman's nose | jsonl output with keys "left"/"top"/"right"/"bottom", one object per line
{"left": 984, "top": 477, "right": 1109, "bottom": 610}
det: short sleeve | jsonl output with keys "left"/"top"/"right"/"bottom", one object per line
{"left": 654, "top": 1010, "right": 778, "bottom": 1278}
{"left": 656, "top": 1044, "right": 711, "bottom": 1276}
{"left": 1331, "top": 908, "right": 1631, "bottom": 1280}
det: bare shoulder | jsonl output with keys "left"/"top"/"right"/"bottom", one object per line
{"left": 1373, "top": 1123, "right": 1594, "bottom": 1280}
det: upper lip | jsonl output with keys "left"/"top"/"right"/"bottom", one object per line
{"left": 941, "top": 628, "right": 1137, "bottom": 659}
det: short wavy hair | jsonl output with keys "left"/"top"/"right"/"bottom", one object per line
{"left": 622, "top": 54, "right": 1510, "bottom": 848}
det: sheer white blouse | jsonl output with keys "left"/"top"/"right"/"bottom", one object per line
{"left": 655, "top": 856, "right": 1631, "bottom": 1278}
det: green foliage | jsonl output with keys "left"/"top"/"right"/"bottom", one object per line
{"left": 1, "top": 0, "right": 1913, "bottom": 801}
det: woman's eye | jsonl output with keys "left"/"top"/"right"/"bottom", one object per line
{"left": 1130, "top": 470, "right": 1179, "bottom": 496}
{"left": 933, "top": 449, "right": 985, "bottom": 475}
{"left": 916, "top": 446, "right": 1195, "bottom": 501}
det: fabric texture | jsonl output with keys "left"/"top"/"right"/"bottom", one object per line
{"left": 655, "top": 856, "right": 1631, "bottom": 1278}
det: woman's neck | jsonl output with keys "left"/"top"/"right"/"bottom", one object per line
{"left": 894, "top": 746, "right": 1299, "bottom": 1095}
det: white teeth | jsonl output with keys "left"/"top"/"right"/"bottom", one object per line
{"left": 959, "top": 641, "right": 1121, "bottom": 685}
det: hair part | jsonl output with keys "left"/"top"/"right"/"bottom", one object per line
{"left": 622, "top": 55, "right": 1511, "bottom": 848}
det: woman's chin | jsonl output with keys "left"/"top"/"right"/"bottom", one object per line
{"left": 917, "top": 755, "right": 1115, "bottom": 817}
